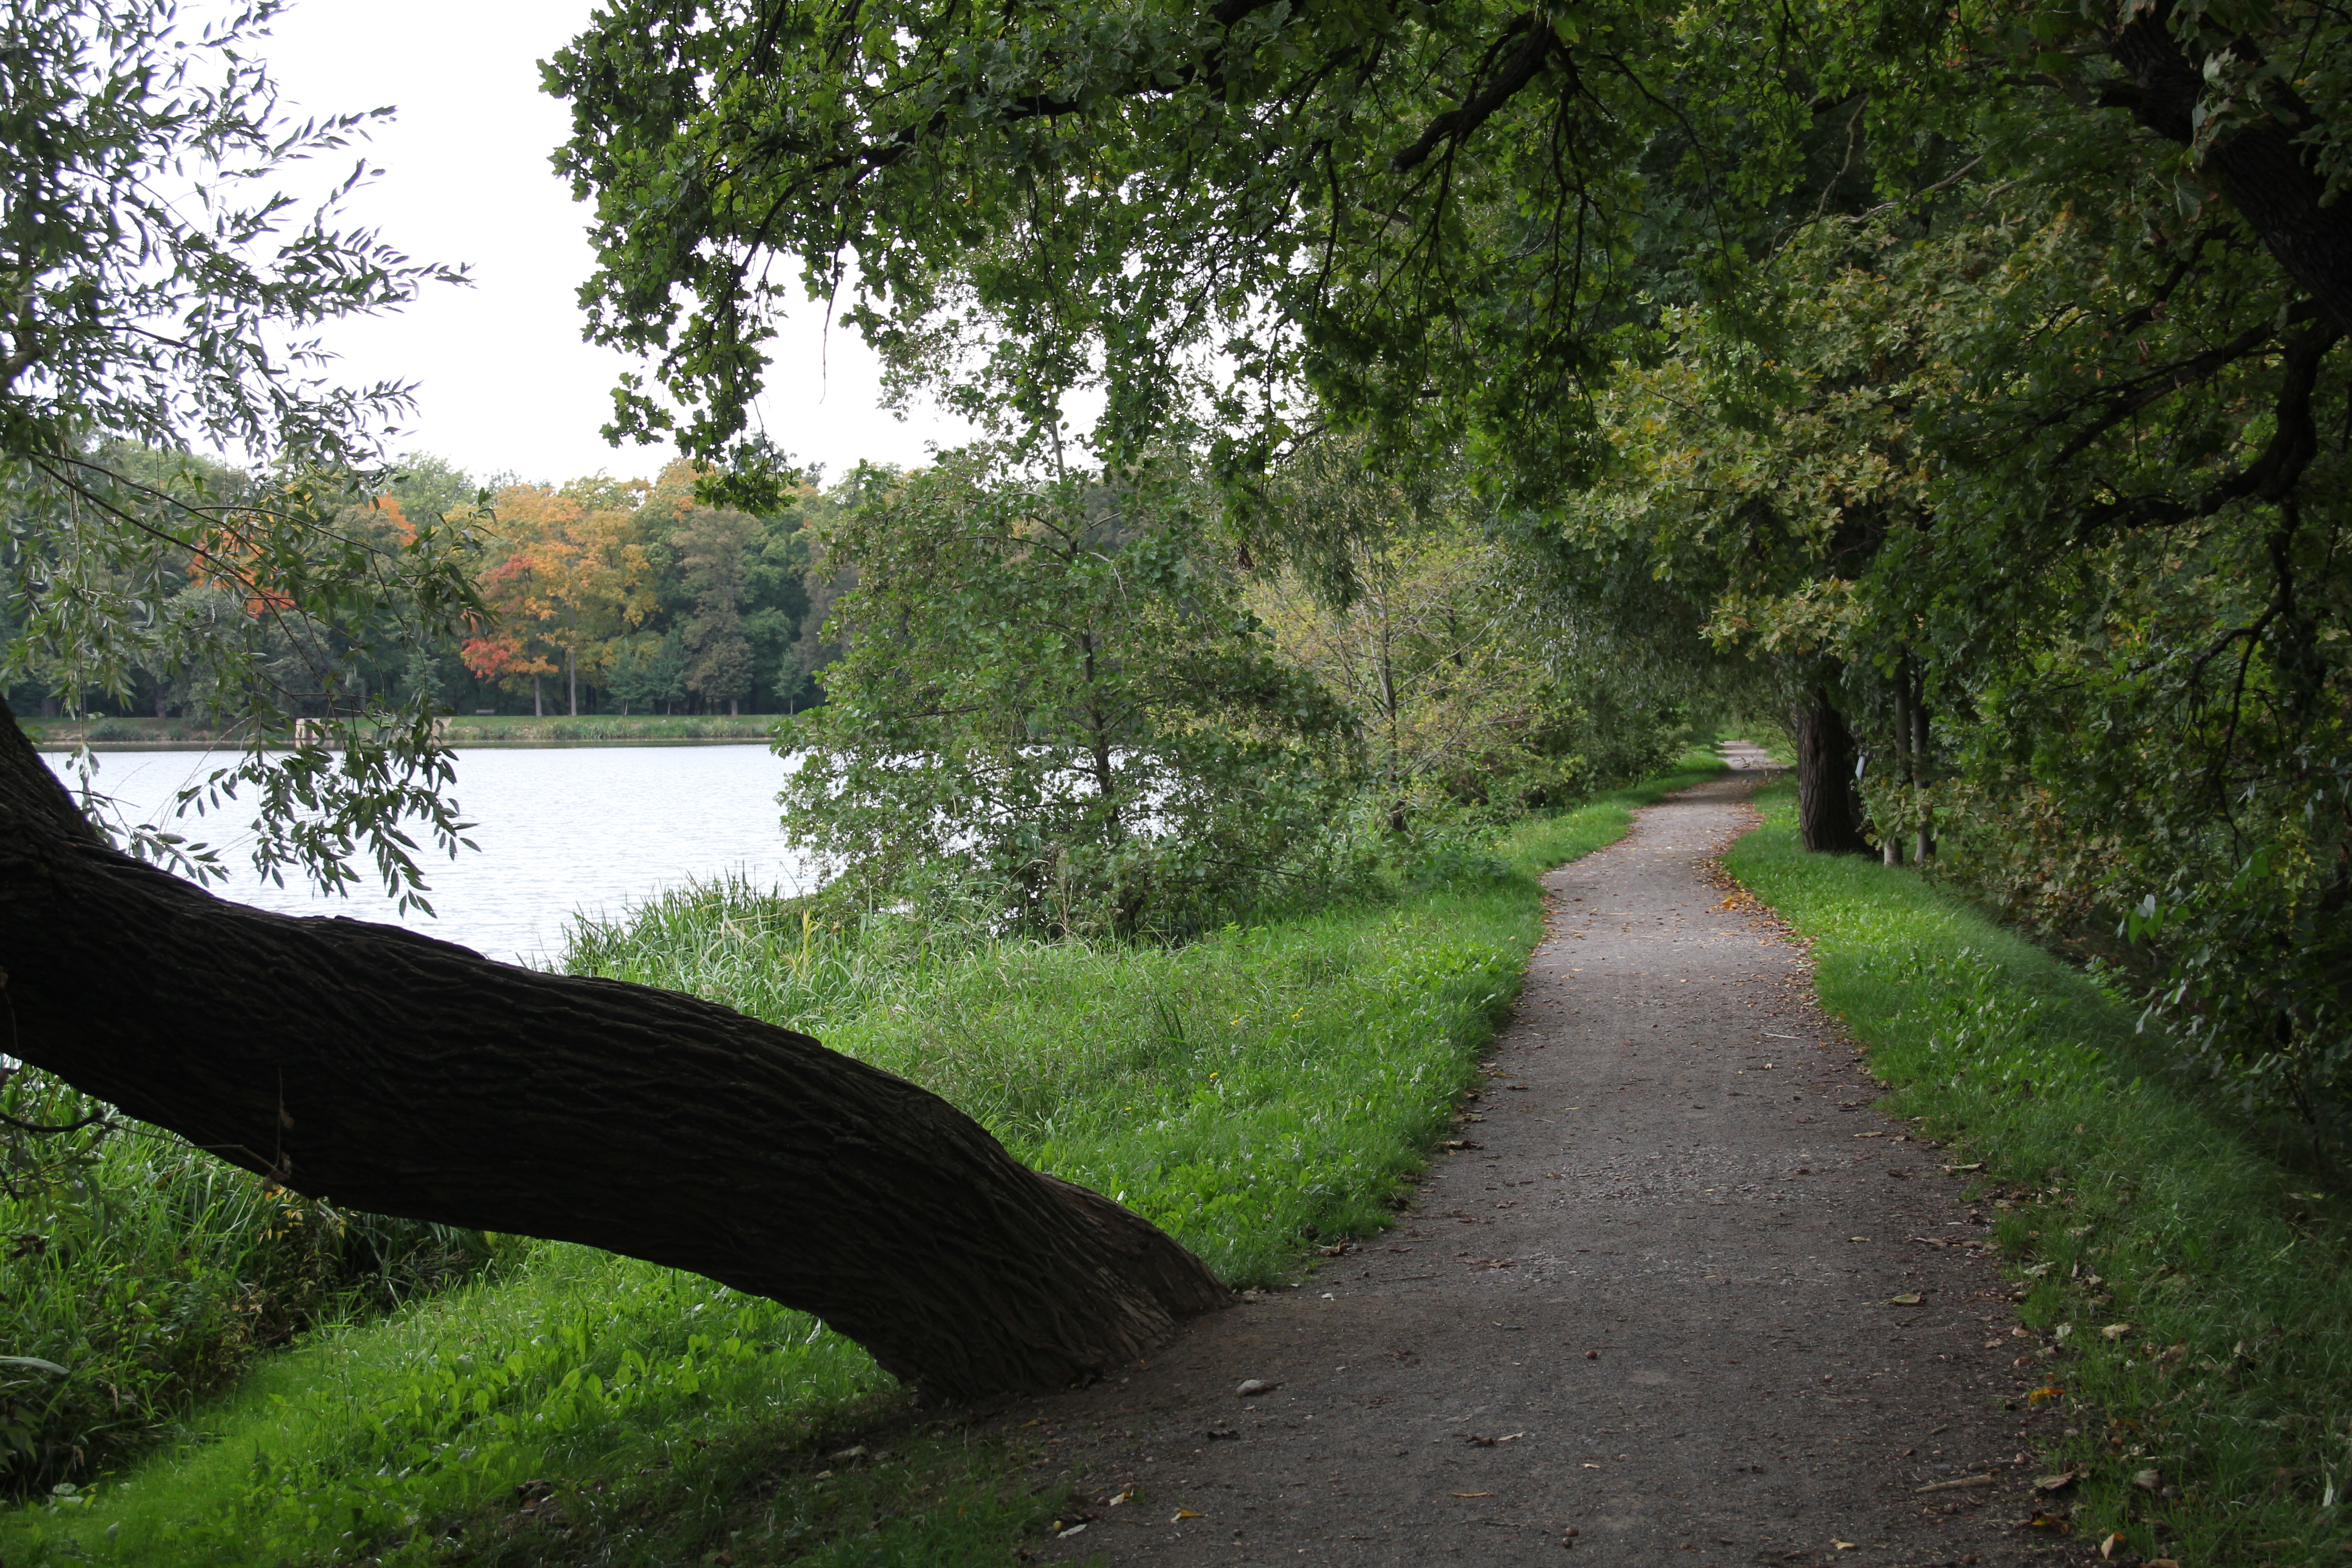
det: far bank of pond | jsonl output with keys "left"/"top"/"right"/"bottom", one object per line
{"left": 28, "top": 713, "right": 783, "bottom": 750}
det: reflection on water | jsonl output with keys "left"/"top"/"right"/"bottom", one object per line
{"left": 43, "top": 745, "right": 818, "bottom": 965}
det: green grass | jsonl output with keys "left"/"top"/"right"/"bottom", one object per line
{"left": 1724, "top": 779, "right": 2352, "bottom": 1567}
{"left": 0, "top": 751, "right": 1724, "bottom": 1566}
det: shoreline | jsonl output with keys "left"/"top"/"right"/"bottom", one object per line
{"left": 35, "top": 735, "right": 774, "bottom": 753}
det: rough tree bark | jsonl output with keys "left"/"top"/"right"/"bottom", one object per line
{"left": 0, "top": 700, "right": 1227, "bottom": 1400}
{"left": 1793, "top": 685, "right": 1872, "bottom": 855}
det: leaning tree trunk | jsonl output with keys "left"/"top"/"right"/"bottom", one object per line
{"left": 1793, "top": 685, "right": 1872, "bottom": 855}
{"left": 0, "top": 701, "right": 1226, "bottom": 1400}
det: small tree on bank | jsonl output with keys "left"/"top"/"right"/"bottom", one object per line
{"left": 782, "top": 446, "right": 1357, "bottom": 938}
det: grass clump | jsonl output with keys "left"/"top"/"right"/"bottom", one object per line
{"left": 1724, "top": 779, "right": 2352, "bottom": 1567}
{"left": 0, "top": 750, "right": 1722, "bottom": 1565}
{"left": 0, "top": 1069, "right": 506, "bottom": 1495}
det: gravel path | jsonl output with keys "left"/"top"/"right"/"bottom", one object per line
{"left": 1009, "top": 766, "right": 2068, "bottom": 1567}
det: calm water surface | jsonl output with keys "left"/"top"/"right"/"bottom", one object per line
{"left": 44, "top": 745, "right": 818, "bottom": 964}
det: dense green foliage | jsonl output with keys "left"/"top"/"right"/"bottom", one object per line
{"left": 1248, "top": 441, "right": 1692, "bottom": 815}
{"left": 548, "top": 0, "right": 2352, "bottom": 1132}
{"left": 1563, "top": 145, "right": 2352, "bottom": 1133}
{"left": 1727, "top": 781, "right": 2352, "bottom": 1564}
{"left": 0, "top": 754, "right": 1723, "bottom": 1564}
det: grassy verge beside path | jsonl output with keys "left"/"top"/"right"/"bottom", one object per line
{"left": 1724, "top": 779, "right": 2352, "bottom": 1568}
{"left": 1, "top": 753, "right": 1723, "bottom": 1567}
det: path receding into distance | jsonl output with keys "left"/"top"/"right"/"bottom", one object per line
{"left": 1011, "top": 756, "right": 2071, "bottom": 1567}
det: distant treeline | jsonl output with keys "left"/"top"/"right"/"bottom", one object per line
{"left": 3, "top": 450, "right": 844, "bottom": 722}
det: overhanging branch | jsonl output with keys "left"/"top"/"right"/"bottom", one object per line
{"left": 1391, "top": 13, "right": 1562, "bottom": 174}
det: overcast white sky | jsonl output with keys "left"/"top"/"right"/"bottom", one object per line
{"left": 254, "top": 0, "right": 972, "bottom": 488}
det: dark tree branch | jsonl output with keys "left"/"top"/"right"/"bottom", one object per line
{"left": 2048, "top": 301, "right": 2314, "bottom": 465}
{"left": 2076, "top": 318, "right": 2343, "bottom": 533}
{"left": 1391, "top": 14, "right": 1562, "bottom": 174}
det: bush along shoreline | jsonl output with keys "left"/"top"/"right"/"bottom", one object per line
{"left": 0, "top": 752, "right": 1725, "bottom": 1566}
{"left": 1723, "top": 779, "right": 2352, "bottom": 1567}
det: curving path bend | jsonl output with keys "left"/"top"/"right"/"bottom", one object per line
{"left": 1013, "top": 763, "right": 2065, "bottom": 1568}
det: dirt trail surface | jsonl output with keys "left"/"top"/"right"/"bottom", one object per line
{"left": 1008, "top": 762, "right": 2071, "bottom": 1567}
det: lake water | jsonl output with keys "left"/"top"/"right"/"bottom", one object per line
{"left": 43, "top": 745, "right": 820, "bottom": 965}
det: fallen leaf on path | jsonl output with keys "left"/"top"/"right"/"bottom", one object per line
{"left": 1058, "top": 1524, "right": 1089, "bottom": 1538}
{"left": 1235, "top": 1379, "right": 1277, "bottom": 1397}
{"left": 1854, "top": 1132, "right": 1885, "bottom": 1138}
{"left": 1450, "top": 1492, "right": 1494, "bottom": 1498}
{"left": 1889, "top": 1293, "right": 1924, "bottom": 1305}
{"left": 1463, "top": 1434, "right": 1497, "bottom": 1447}
{"left": 1913, "top": 1474, "right": 1998, "bottom": 1494}
{"left": 1945, "top": 1162, "right": 1983, "bottom": 1172}
{"left": 2024, "top": 1511, "right": 2073, "bottom": 1533}
{"left": 2098, "top": 1532, "right": 2126, "bottom": 1558}
{"left": 2033, "top": 1468, "right": 2082, "bottom": 1493}
{"left": 1499, "top": 1432, "right": 1524, "bottom": 1442}
{"left": 1581, "top": 1463, "right": 1602, "bottom": 1469}
{"left": 1107, "top": 1490, "right": 1133, "bottom": 1507}
{"left": 1205, "top": 1427, "right": 1237, "bottom": 1440}
{"left": 2026, "top": 1384, "right": 2064, "bottom": 1405}
{"left": 2132, "top": 1468, "right": 2161, "bottom": 1490}
{"left": 2100, "top": 1323, "right": 2134, "bottom": 1341}
{"left": 1833, "top": 1540, "right": 1857, "bottom": 1551}
{"left": 1170, "top": 1510, "right": 1201, "bottom": 1522}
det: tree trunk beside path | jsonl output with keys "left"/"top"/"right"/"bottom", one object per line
{"left": 0, "top": 700, "right": 1226, "bottom": 1400}
{"left": 1013, "top": 769, "right": 2060, "bottom": 1565}
{"left": 1794, "top": 685, "right": 1871, "bottom": 855}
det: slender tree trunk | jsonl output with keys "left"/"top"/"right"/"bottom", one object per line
{"left": 729, "top": 696, "right": 738, "bottom": 718}
{"left": 532, "top": 674, "right": 544, "bottom": 719}
{"left": 1793, "top": 685, "right": 1871, "bottom": 854}
{"left": 568, "top": 637, "right": 578, "bottom": 718}
{"left": 1909, "top": 667, "right": 1934, "bottom": 864}
{"left": 0, "top": 700, "right": 1226, "bottom": 1398}
{"left": 1884, "top": 672, "right": 1911, "bottom": 867}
